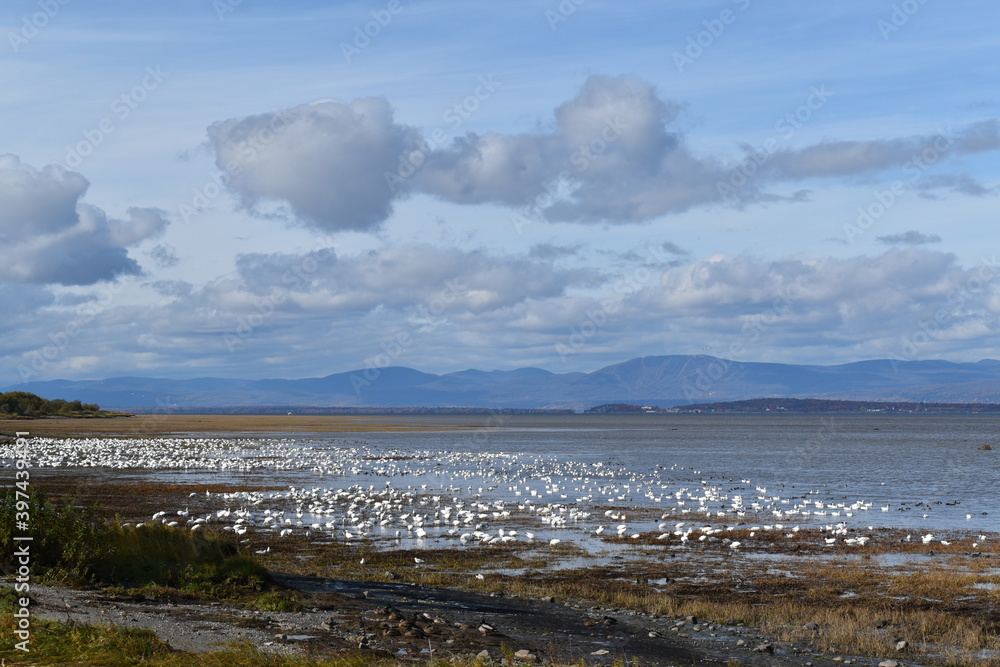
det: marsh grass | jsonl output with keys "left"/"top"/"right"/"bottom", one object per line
{"left": 0, "top": 490, "right": 291, "bottom": 607}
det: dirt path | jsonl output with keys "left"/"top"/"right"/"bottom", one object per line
{"left": 15, "top": 576, "right": 839, "bottom": 665}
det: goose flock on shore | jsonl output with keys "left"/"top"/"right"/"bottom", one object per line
{"left": 1, "top": 436, "right": 990, "bottom": 554}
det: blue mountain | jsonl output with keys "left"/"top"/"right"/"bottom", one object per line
{"left": 5, "top": 355, "right": 1000, "bottom": 410}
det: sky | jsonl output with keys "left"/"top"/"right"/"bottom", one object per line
{"left": 2, "top": 0, "right": 999, "bottom": 384}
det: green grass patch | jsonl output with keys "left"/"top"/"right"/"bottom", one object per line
{"left": 0, "top": 490, "right": 280, "bottom": 603}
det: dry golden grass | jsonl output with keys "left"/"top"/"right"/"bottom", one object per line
{"left": 0, "top": 413, "right": 477, "bottom": 437}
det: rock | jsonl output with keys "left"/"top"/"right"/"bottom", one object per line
{"left": 804, "top": 621, "right": 820, "bottom": 631}
{"left": 514, "top": 649, "right": 537, "bottom": 661}
{"left": 591, "top": 649, "right": 610, "bottom": 656}
{"left": 878, "top": 661, "right": 900, "bottom": 667}
{"left": 896, "top": 640, "right": 909, "bottom": 650}
{"left": 686, "top": 615, "right": 699, "bottom": 624}
{"left": 478, "top": 650, "right": 491, "bottom": 659}
{"left": 736, "top": 639, "right": 746, "bottom": 647}
{"left": 979, "top": 443, "right": 992, "bottom": 450}
{"left": 540, "top": 596, "right": 556, "bottom": 603}
{"left": 753, "top": 643, "right": 775, "bottom": 654}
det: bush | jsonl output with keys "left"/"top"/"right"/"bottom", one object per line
{"left": 0, "top": 490, "right": 270, "bottom": 595}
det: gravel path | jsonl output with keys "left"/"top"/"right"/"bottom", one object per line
{"left": 12, "top": 577, "right": 880, "bottom": 665}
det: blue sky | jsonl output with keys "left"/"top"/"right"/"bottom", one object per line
{"left": 2, "top": 0, "right": 999, "bottom": 383}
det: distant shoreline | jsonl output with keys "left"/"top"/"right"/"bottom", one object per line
{"left": 589, "top": 398, "right": 1000, "bottom": 414}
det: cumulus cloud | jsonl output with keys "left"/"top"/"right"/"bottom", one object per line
{"left": 626, "top": 249, "right": 999, "bottom": 355}
{"left": 0, "top": 156, "right": 169, "bottom": 285}
{"left": 5, "top": 243, "right": 999, "bottom": 381}
{"left": 207, "top": 97, "right": 425, "bottom": 232}
{"left": 232, "top": 244, "right": 595, "bottom": 315}
{"left": 205, "top": 78, "right": 1000, "bottom": 229}
{"left": 877, "top": 231, "right": 942, "bottom": 246}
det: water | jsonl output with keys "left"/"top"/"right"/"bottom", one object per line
{"left": 5, "top": 413, "right": 998, "bottom": 542}
{"left": 298, "top": 413, "right": 999, "bottom": 533}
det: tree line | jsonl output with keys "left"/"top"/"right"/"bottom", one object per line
{"left": 0, "top": 391, "right": 102, "bottom": 417}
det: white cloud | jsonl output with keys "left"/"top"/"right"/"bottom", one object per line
{"left": 0, "top": 156, "right": 170, "bottom": 285}
{"left": 206, "top": 78, "right": 1000, "bottom": 230}
{"left": 207, "top": 97, "right": 425, "bottom": 233}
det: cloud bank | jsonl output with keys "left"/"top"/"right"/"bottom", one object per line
{"left": 205, "top": 77, "right": 999, "bottom": 231}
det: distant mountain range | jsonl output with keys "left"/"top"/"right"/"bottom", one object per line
{"left": 5, "top": 355, "right": 1000, "bottom": 411}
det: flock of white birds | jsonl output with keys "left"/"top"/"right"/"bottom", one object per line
{"left": 1, "top": 436, "right": 988, "bottom": 553}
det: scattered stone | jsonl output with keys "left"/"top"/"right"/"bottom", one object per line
{"left": 753, "top": 643, "right": 774, "bottom": 654}
{"left": 540, "top": 596, "right": 556, "bottom": 603}
{"left": 686, "top": 615, "right": 699, "bottom": 624}
{"left": 896, "top": 640, "right": 909, "bottom": 651}
{"left": 591, "top": 649, "right": 610, "bottom": 656}
{"left": 736, "top": 639, "right": 746, "bottom": 647}
{"left": 804, "top": 621, "right": 820, "bottom": 631}
{"left": 832, "top": 657, "right": 844, "bottom": 662}
{"left": 878, "top": 660, "right": 900, "bottom": 667}
{"left": 514, "top": 649, "right": 537, "bottom": 661}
